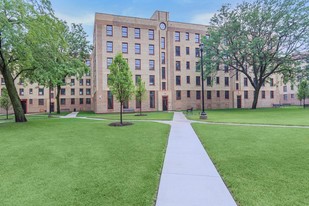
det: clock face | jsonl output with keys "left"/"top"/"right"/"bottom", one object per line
{"left": 160, "top": 22, "right": 166, "bottom": 30}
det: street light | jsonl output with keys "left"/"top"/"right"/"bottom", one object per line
{"left": 199, "top": 43, "right": 207, "bottom": 119}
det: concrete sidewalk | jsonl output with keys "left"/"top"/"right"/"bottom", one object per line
{"left": 61, "top": 112, "right": 79, "bottom": 118}
{"left": 156, "top": 112, "right": 237, "bottom": 206}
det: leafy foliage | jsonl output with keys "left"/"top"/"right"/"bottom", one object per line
{"left": 135, "top": 77, "right": 146, "bottom": 115}
{"left": 297, "top": 80, "right": 309, "bottom": 107}
{"left": 0, "top": 88, "right": 12, "bottom": 119}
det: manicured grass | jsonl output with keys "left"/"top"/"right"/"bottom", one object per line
{"left": 0, "top": 118, "right": 170, "bottom": 205}
{"left": 192, "top": 123, "right": 309, "bottom": 206}
{"left": 185, "top": 107, "right": 309, "bottom": 125}
{"left": 78, "top": 111, "right": 174, "bottom": 121}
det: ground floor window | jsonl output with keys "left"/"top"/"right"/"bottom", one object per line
{"left": 150, "top": 91, "right": 155, "bottom": 108}
{"left": 108, "top": 91, "right": 113, "bottom": 109}
{"left": 86, "top": 98, "right": 91, "bottom": 104}
{"left": 61, "top": 98, "right": 66, "bottom": 105}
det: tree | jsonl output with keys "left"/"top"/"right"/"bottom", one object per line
{"left": 135, "top": 78, "right": 146, "bottom": 116}
{"left": 297, "top": 80, "right": 309, "bottom": 108}
{"left": 203, "top": 0, "right": 309, "bottom": 109}
{"left": 0, "top": 88, "right": 12, "bottom": 119}
{"left": 0, "top": 0, "right": 60, "bottom": 122}
{"left": 108, "top": 53, "right": 135, "bottom": 125}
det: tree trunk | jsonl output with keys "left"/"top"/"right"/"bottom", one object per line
{"left": 304, "top": 99, "right": 306, "bottom": 109}
{"left": 6, "top": 108, "right": 8, "bottom": 120}
{"left": 1, "top": 67, "right": 27, "bottom": 122}
{"left": 251, "top": 88, "right": 261, "bottom": 109}
{"left": 120, "top": 101, "right": 123, "bottom": 125}
{"left": 56, "top": 84, "right": 61, "bottom": 114}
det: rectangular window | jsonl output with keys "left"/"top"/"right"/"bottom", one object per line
{"left": 135, "top": 59, "right": 141, "bottom": 70}
{"left": 29, "top": 88, "right": 33, "bottom": 94}
{"left": 122, "top": 42, "right": 128, "bottom": 53}
{"left": 176, "top": 90, "right": 181, "bottom": 100}
{"left": 149, "top": 60, "right": 155, "bottom": 70}
{"left": 79, "top": 79, "right": 84, "bottom": 86}
{"left": 149, "top": 75, "right": 155, "bottom": 85}
{"left": 196, "top": 91, "right": 201, "bottom": 100}
{"left": 162, "top": 67, "right": 166, "bottom": 79}
{"left": 291, "top": 85, "right": 294, "bottom": 90}
{"left": 291, "top": 94, "right": 295, "bottom": 99}
{"left": 283, "top": 85, "right": 287, "bottom": 92}
{"left": 224, "top": 65, "right": 229, "bottom": 73}
{"left": 186, "top": 76, "right": 190, "bottom": 84}
{"left": 38, "top": 88, "right": 44, "bottom": 96}
{"left": 86, "top": 79, "right": 91, "bottom": 86}
{"left": 123, "top": 101, "right": 129, "bottom": 109}
{"left": 135, "top": 43, "right": 141, "bottom": 54}
{"left": 61, "top": 98, "right": 66, "bottom": 105}
{"left": 71, "top": 89, "right": 75, "bottom": 95}
{"left": 161, "top": 52, "right": 165, "bottom": 64}
{"left": 106, "top": 25, "right": 113, "bottom": 36}
{"left": 244, "top": 91, "right": 248, "bottom": 99}
{"left": 108, "top": 91, "right": 113, "bottom": 109}
{"left": 107, "top": 41, "right": 113, "bottom": 52}
{"left": 150, "top": 91, "right": 155, "bottom": 108}
{"left": 270, "top": 91, "right": 274, "bottom": 99}
{"left": 207, "top": 77, "right": 211, "bottom": 86}
{"left": 107, "top": 57, "right": 113, "bottom": 69}
{"left": 136, "top": 98, "right": 141, "bottom": 109}
{"left": 262, "top": 91, "right": 266, "bottom": 99}
{"left": 187, "top": 90, "right": 191, "bottom": 98}
{"left": 162, "top": 82, "right": 166, "bottom": 90}
{"left": 244, "top": 77, "right": 248, "bottom": 87}
{"left": 86, "top": 98, "right": 91, "bottom": 104}
{"left": 175, "top": 46, "right": 180, "bottom": 56}
{"left": 80, "top": 98, "right": 83, "bottom": 104}
{"left": 161, "top": 37, "right": 165, "bottom": 49}
{"left": 79, "top": 89, "right": 83, "bottom": 95}
{"left": 185, "top": 32, "right": 189, "bottom": 40}
{"left": 207, "top": 91, "right": 211, "bottom": 100}
{"left": 236, "top": 70, "right": 239, "bottom": 81}
{"left": 195, "top": 48, "right": 200, "bottom": 57}
{"left": 217, "top": 91, "right": 220, "bottom": 98}
{"left": 186, "top": 61, "right": 190, "bottom": 70}
{"left": 61, "top": 88, "right": 65, "bottom": 95}
{"left": 135, "top": 75, "right": 141, "bottom": 85}
{"left": 19, "top": 88, "right": 24, "bottom": 96}
{"left": 196, "top": 76, "right": 201, "bottom": 86}
{"left": 216, "top": 77, "right": 220, "bottom": 84}
{"left": 225, "top": 77, "right": 229, "bottom": 86}
{"left": 149, "top": 29, "right": 154, "bottom": 40}
{"left": 29, "top": 99, "right": 33, "bottom": 104}
{"left": 122, "top": 26, "right": 128, "bottom": 37}
{"left": 236, "top": 83, "right": 239, "bottom": 90}
{"left": 1, "top": 78, "right": 5, "bottom": 85}
{"left": 175, "top": 31, "right": 180, "bottom": 41}
{"left": 71, "top": 98, "right": 75, "bottom": 105}
{"left": 86, "top": 89, "right": 91, "bottom": 95}
{"left": 186, "top": 47, "right": 190, "bottom": 55}
{"left": 195, "top": 33, "right": 200, "bottom": 43}
{"left": 176, "top": 61, "right": 181, "bottom": 71}
{"left": 71, "top": 79, "right": 75, "bottom": 86}
{"left": 283, "top": 94, "right": 288, "bottom": 100}
{"left": 38, "top": 99, "right": 44, "bottom": 106}
{"left": 225, "top": 91, "right": 229, "bottom": 99}
{"left": 134, "top": 28, "right": 140, "bottom": 39}
{"left": 176, "top": 76, "right": 181, "bottom": 86}
{"left": 149, "top": 44, "right": 154, "bottom": 55}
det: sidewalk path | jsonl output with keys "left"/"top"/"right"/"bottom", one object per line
{"left": 61, "top": 112, "right": 79, "bottom": 118}
{"left": 156, "top": 112, "right": 237, "bottom": 206}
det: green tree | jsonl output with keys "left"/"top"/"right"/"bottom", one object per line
{"left": 108, "top": 53, "right": 135, "bottom": 125}
{"left": 297, "top": 80, "right": 309, "bottom": 108}
{"left": 203, "top": 0, "right": 309, "bottom": 109}
{"left": 0, "top": 88, "right": 12, "bottom": 119}
{"left": 135, "top": 78, "right": 146, "bottom": 116}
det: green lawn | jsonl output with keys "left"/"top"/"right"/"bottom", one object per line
{"left": 78, "top": 111, "right": 174, "bottom": 121}
{"left": 192, "top": 123, "right": 309, "bottom": 206}
{"left": 185, "top": 107, "right": 309, "bottom": 126}
{"left": 0, "top": 118, "right": 170, "bottom": 205}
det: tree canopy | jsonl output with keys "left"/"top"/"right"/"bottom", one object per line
{"left": 135, "top": 77, "right": 146, "bottom": 116}
{"left": 297, "top": 80, "right": 309, "bottom": 107}
{"left": 0, "top": 88, "right": 12, "bottom": 119}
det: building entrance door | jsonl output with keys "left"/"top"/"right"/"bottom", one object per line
{"left": 162, "top": 96, "right": 168, "bottom": 111}
{"left": 237, "top": 95, "right": 242, "bottom": 108}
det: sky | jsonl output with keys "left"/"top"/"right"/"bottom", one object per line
{"left": 50, "top": 0, "right": 249, "bottom": 43}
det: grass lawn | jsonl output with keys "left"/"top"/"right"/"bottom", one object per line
{"left": 185, "top": 107, "right": 309, "bottom": 126}
{"left": 78, "top": 111, "right": 174, "bottom": 121}
{"left": 192, "top": 123, "right": 309, "bottom": 206}
{"left": 0, "top": 118, "right": 170, "bottom": 205}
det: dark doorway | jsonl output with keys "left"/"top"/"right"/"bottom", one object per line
{"left": 50, "top": 103, "right": 55, "bottom": 112}
{"left": 162, "top": 96, "right": 168, "bottom": 111}
{"left": 237, "top": 95, "right": 242, "bottom": 108}
{"left": 21, "top": 100, "right": 27, "bottom": 114}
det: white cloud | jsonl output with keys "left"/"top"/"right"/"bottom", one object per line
{"left": 55, "top": 12, "right": 94, "bottom": 26}
{"left": 190, "top": 12, "right": 216, "bottom": 25}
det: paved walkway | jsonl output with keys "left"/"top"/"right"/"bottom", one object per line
{"left": 156, "top": 112, "right": 237, "bottom": 206}
{"left": 61, "top": 112, "right": 79, "bottom": 118}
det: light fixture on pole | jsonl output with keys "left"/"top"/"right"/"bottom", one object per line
{"left": 199, "top": 43, "right": 207, "bottom": 119}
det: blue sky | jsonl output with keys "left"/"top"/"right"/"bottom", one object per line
{"left": 50, "top": 0, "right": 249, "bottom": 42}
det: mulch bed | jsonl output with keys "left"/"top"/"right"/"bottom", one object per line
{"left": 108, "top": 122, "right": 134, "bottom": 127}
{"left": 134, "top": 114, "right": 147, "bottom": 116}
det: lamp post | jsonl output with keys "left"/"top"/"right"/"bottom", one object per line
{"left": 199, "top": 43, "right": 207, "bottom": 119}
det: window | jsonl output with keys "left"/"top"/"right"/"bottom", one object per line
{"left": 283, "top": 85, "right": 287, "bottom": 92}
{"left": 236, "top": 70, "right": 239, "bottom": 81}
{"left": 70, "top": 79, "right": 75, "bottom": 86}
{"left": 79, "top": 79, "right": 84, "bottom": 86}
{"left": 38, "top": 88, "right": 44, "bottom": 96}
{"left": 135, "top": 59, "right": 141, "bottom": 70}
{"left": 186, "top": 76, "right": 190, "bottom": 84}
{"left": 107, "top": 58, "right": 113, "bottom": 69}
{"left": 175, "top": 31, "right": 180, "bottom": 41}
{"left": 86, "top": 89, "right": 91, "bottom": 95}
{"left": 175, "top": 46, "right": 180, "bottom": 56}
{"left": 29, "top": 99, "right": 33, "bottom": 104}
{"left": 1, "top": 78, "right": 5, "bottom": 85}
{"left": 29, "top": 88, "right": 33, "bottom": 94}
{"left": 79, "top": 89, "right": 83, "bottom": 95}
{"left": 236, "top": 83, "right": 239, "bottom": 90}
{"left": 207, "top": 91, "right": 211, "bottom": 100}
{"left": 61, "top": 98, "right": 66, "bottom": 105}
{"left": 61, "top": 88, "right": 66, "bottom": 95}
{"left": 108, "top": 91, "right": 113, "bottom": 109}
{"left": 262, "top": 91, "right": 266, "bottom": 99}
{"left": 135, "top": 75, "right": 141, "bottom": 85}
{"left": 162, "top": 82, "right": 166, "bottom": 90}
{"left": 196, "top": 62, "right": 200, "bottom": 72}
{"left": 71, "top": 98, "right": 75, "bottom": 105}
{"left": 195, "top": 33, "right": 200, "bottom": 43}
{"left": 187, "top": 91, "right": 191, "bottom": 98}
{"left": 86, "top": 79, "right": 91, "bottom": 86}
{"left": 150, "top": 91, "right": 155, "bottom": 108}
{"left": 283, "top": 94, "right": 288, "bottom": 100}
{"left": 224, "top": 65, "right": 229, "bottom": 73}
{"left": 195, "top": 48, "right": 200, "bottom": 57}
{"left": 162, "top": 67, "right": 166, "bottom": 79}
{"left": 136, "top": 98, "right": 141, "bottom": 109}
{"left": 225, "top": 91, "right": 229, "bottom": 99}
{"left": 176, "top": 61, "right": 181, "bottom": 71}
{"left": 244, "top": 91, "right": 248, "bottom": 99}
{"left": 71, "top": 89, "right": 75, "bottom": 95}
{"left": 216, "top": 77, "right": 220, "bottom": 84}
{"left": 217, "top": 91, "right": 220, "bottom": 98}
{"left": 207, "top": 77, "right": 211, "bottom": 86}
{"left": 149, "top": 29, "right": 154, "bottom": 40}
{"left": 135, "top": 43, "right": 141, "bottom": 54}
{"left": 134, "top": 28, "right": 140, "bottom": 39}
{"left": 106, "top": 25, "right": 113, "bottom": 36}
{"left": 86, "top": 71, "right": 91, "bottom": 76}
{"left": 107, "top": 41, "right": 113, "bottom": 52}
{"left": 196, "top": 76, "right": 201, "bottom": 86}
{"left": 86, "top": 98, "right": 91, "bottom": 104}
{"left": 149, "top": 44, "right": 154, "bottom": 55}
{"left": 196, "top": 91, "right": 201, "bottom": 100}
{"left": 161, "top": 37, "right": 165, "bottom": 49}
{"left": 122, "top": 26, "right": 128, "bottom": 37}
{"left": 80, "top": 98, "right": 83, "bottom": 104}
{"left": 269, "top": 78, "right": 274, "bottom": 86}
{"left": 176, "top": 90, "right": 181, "bottom": 100}
{"left": 124, "top": 101, "right": 129, "bottom": 110}
{"left": 38, "top": 99, "right": 44, "bottom": 106}
{"left": 149, "top": 75, "right": 155, "bottom": 85}
{"left": 185, "top": 32, "right": 189, "bottom": 40}
{"left": 19, "top": 88, "right": 24, "bottom": 96}
{"left": 176, "top": 76, "right": 181, "bottom": 85}
{"left": 186, "top": 47, "right": 190, "bottom": 55}
{"left": 122, "top": 43, "right": 128, "bottom": 53}
{"left": 270, "top": 91, "right": 274, "bottom": 99}
{"left": 186, "top": 61, "right": 190, "bottom": 70}
{"left": 291, "top": 85, "right": 294, "bottom": 90}
{"left": 291, "top": 94, "right": 295, "bottom": 99}
{"left": 161, "top": 52, "right": 165, "bottom": 64}
{"left": 244, "top": 77, "right": 248, "bottom": 87}
{"left": 149, "top": 60, "right": 155, "bottom": 70}
{"left": 225, "top": 77, "right": 229, "bottom": 86}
